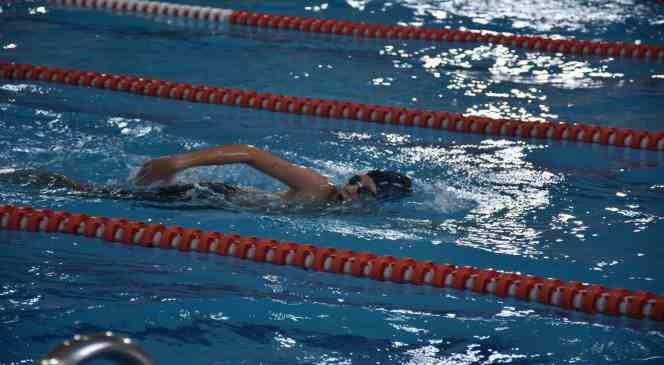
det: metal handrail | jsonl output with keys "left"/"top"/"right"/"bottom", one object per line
{"left": 39, "top": 332, "right": 155, "bottom": 365}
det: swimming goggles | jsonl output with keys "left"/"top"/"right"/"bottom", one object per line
{"left": 336, "top": 175, "right": 376, "bottom": 202}
{"left": 347, "top": 175, "right": 377, "bottom": 198}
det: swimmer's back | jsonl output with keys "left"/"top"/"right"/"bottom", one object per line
{"left": 0, "top": 168, "right": 240, "bottom": 203}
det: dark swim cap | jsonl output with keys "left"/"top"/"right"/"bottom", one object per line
{"left": 366, "top": 170, "right": 412, "bottom": 200}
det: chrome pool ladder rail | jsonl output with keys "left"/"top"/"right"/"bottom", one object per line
{"left": 40, "top": 331, "right": 155, "bottom": 365}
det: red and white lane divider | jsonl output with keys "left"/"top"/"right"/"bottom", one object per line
{"left": 49, "top": 0, "right": 664, "bottom": 62}
{"left": 3, "top": 62, "right": 663, "bottom": 151}
{"left": 2, "top": 204, "right": 663, "bottom": 320}
{"left": 50, "top": 0, "right": 234, "bottom": 22}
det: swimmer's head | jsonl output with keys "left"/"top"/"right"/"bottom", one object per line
{"left": 336, "top": 170, "right": 412, "bottom": 202}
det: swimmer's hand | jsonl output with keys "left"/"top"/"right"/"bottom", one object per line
{"left": 134, "top": 157, "right": 180, "bottom": 186}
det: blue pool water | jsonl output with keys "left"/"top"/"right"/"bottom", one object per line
{"left": 1, "top": 0, "right": 664, "bottom": 363}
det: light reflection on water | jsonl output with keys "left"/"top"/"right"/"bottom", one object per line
{"left": 391, "top": 138, "right": 559, "bottom": 257}
{"left": 390, "top": 0, "right": 660, "bottom": 33}
{"left": 376, "top": 41, "right": 633, "bottom": 121}
{"left": 486, "top": 48, "right": 624, "bottom": 89}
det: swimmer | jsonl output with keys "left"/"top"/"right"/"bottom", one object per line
{"left": 133, "top": 144, "right": 412, "bottom": 203}
{"left": 2, "top": 144, "right": 412, "bottom": 205}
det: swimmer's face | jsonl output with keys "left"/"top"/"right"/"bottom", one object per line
{"left": 336, "top": 174, "right": 378, "bottom": 202}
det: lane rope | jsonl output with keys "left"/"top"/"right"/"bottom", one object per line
{"left": 1, "top": 204, "right": 663, "bottom": 321}
{"left": 49, "top": 0, "right": 664, "bottom": 62}
{"left": 2, "top": 62, "right": 663, "bottom": 151}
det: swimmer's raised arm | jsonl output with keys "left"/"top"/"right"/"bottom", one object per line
{"left": 134, "top": 144, "right": 330, "bottom": 194}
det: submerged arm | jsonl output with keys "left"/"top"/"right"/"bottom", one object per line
{"left": 134, "top": 144, "right": 330, "bottom": 193}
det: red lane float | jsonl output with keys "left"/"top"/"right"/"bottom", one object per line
{"left": 49, "top": 0, "right": 664, "bottom": 62}
{"left": 2, "top": 204, "right": 663, "bottom": 321}
{"left": 3, "top": 62, "right": 663, "bottom": 151}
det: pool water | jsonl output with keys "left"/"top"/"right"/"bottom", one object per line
{"left": 1, "top": 0, "right": 664, "bottom": 363}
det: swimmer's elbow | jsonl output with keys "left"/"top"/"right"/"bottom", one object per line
{"left": 241, "top": 144, "right": 260, "bottom": 164}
